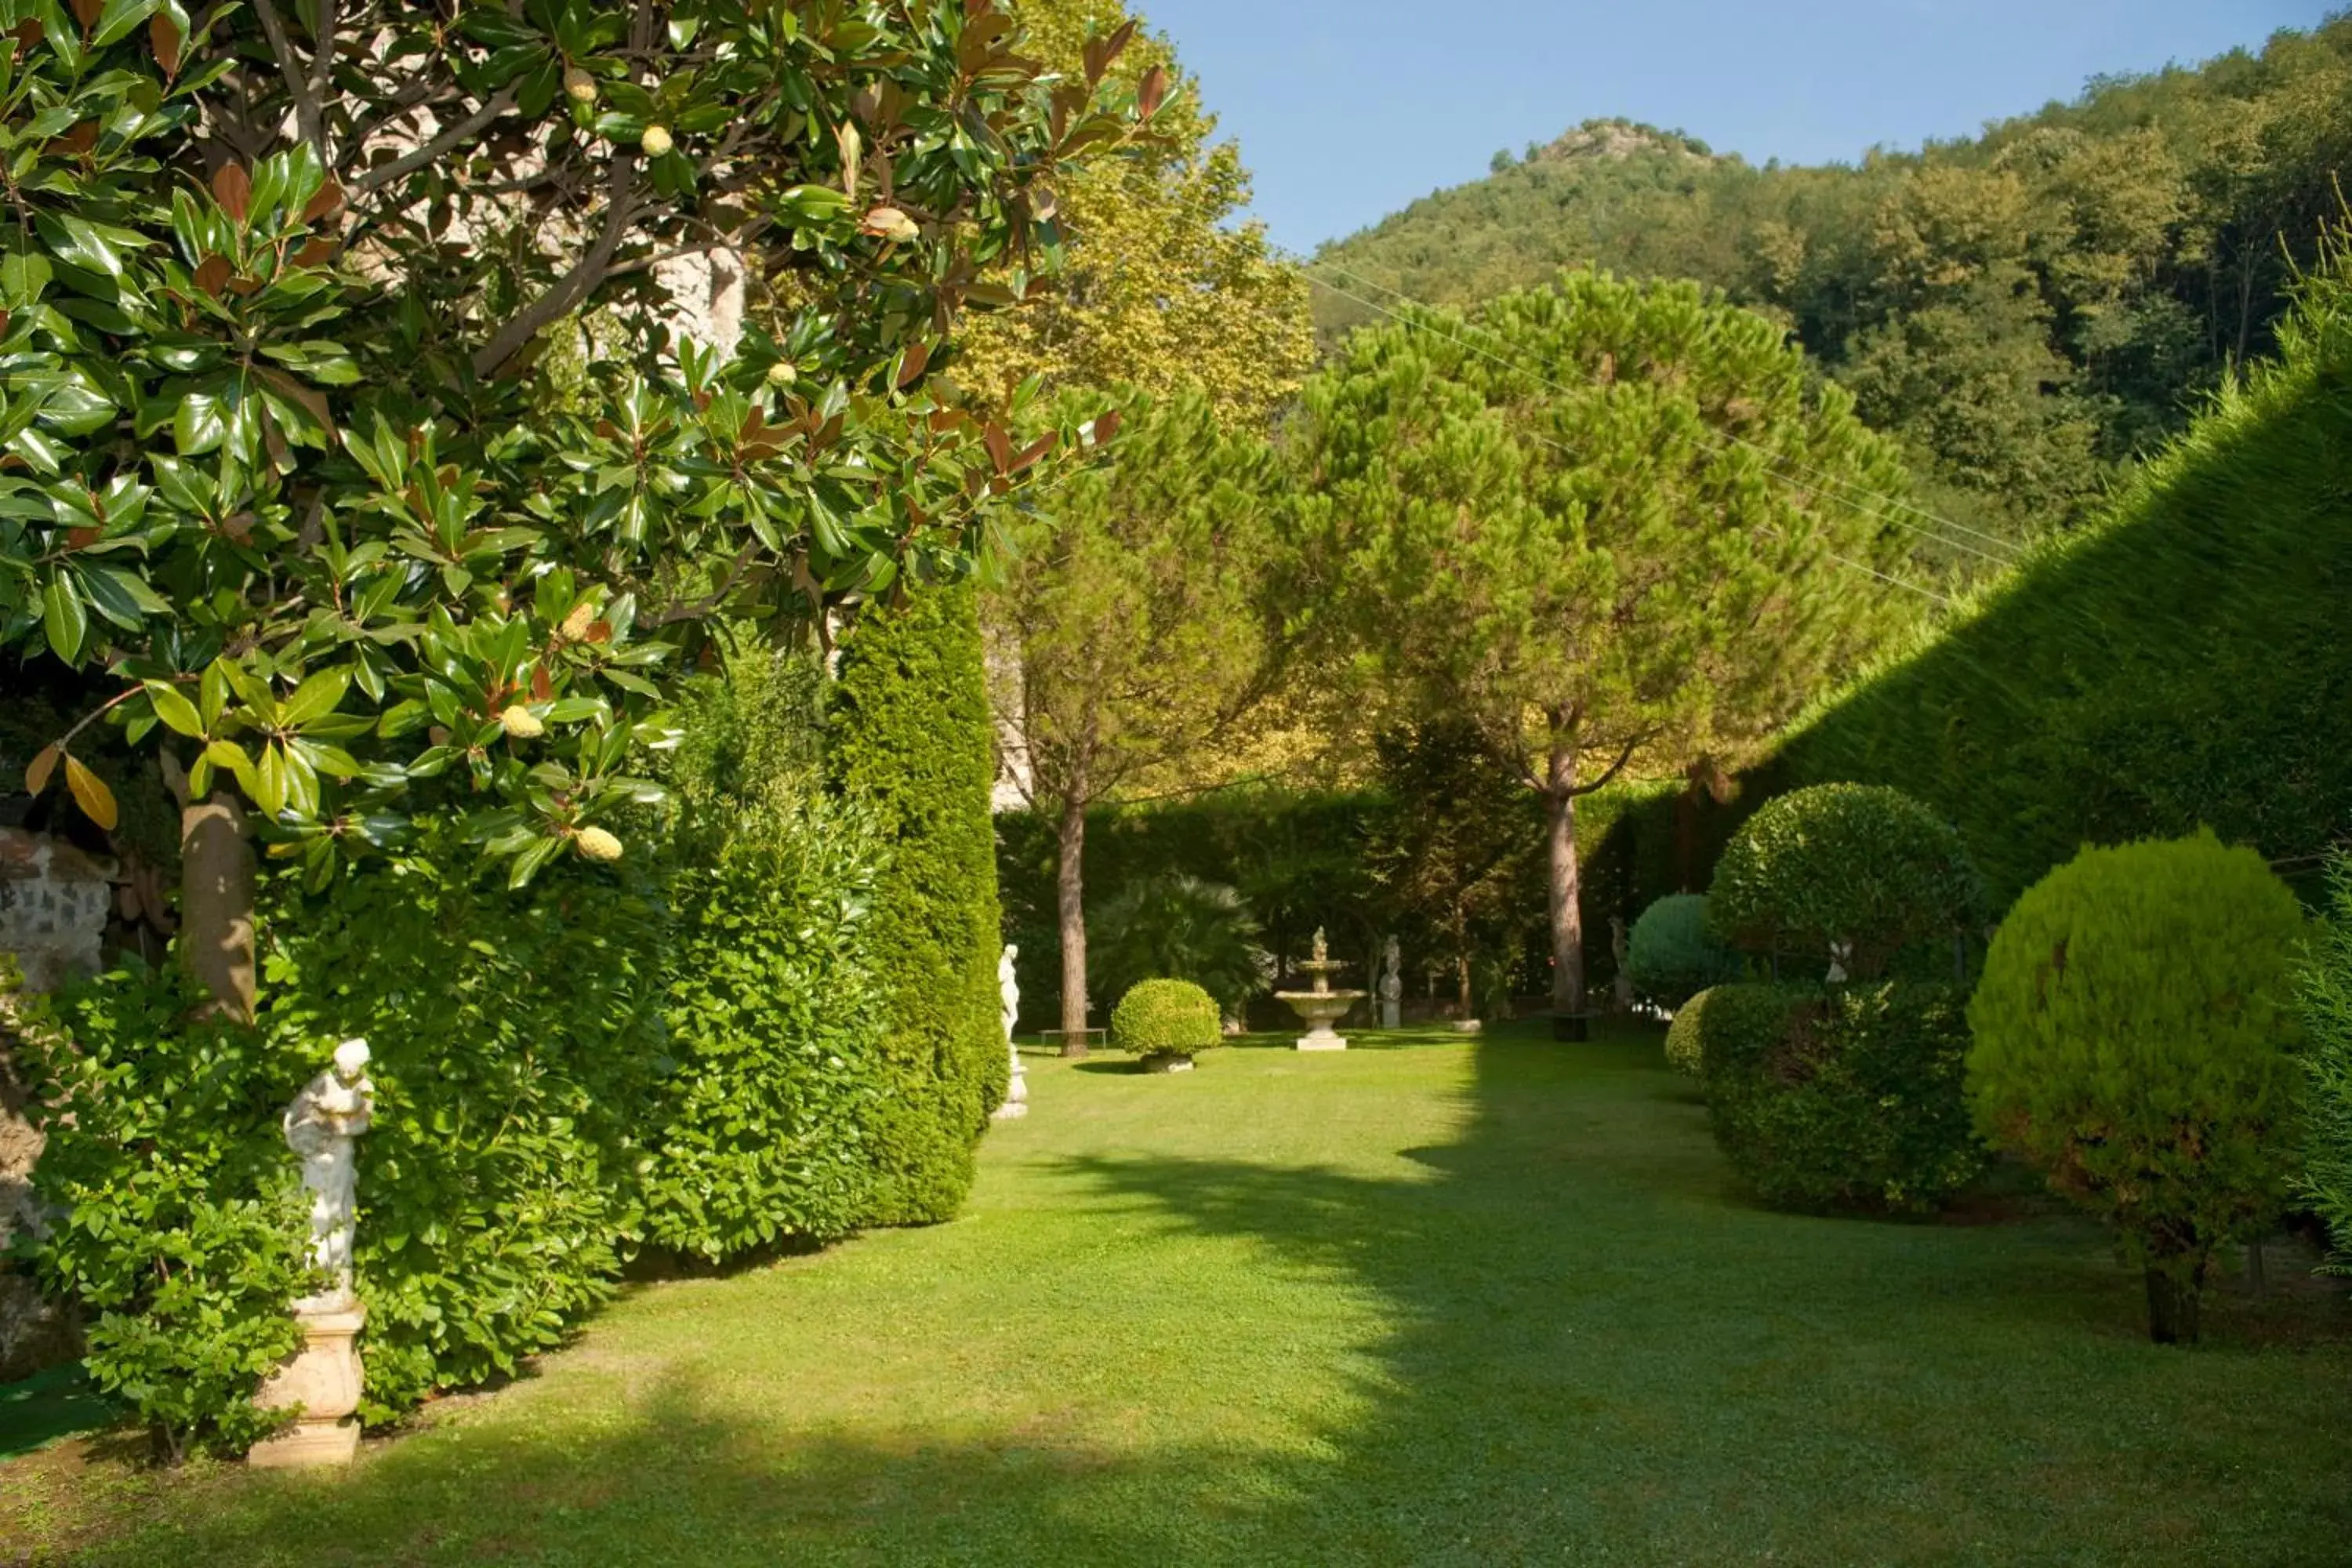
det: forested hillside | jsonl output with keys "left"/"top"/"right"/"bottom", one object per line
{"left": 1314, "top": 16, "right": 2352, "bottom": 551}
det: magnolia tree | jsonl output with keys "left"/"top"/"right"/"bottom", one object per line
{"left": 0, "top": 0, "right": 1148, "bottom": 1018}
{"left": 1286, "top": 270, "right": 1919, "bottom": 1025}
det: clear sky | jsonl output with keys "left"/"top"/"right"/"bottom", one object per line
{"left": 1138, "top": 1, "right": 2342, "bottom": 252}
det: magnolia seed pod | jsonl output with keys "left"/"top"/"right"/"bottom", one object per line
{"left": 641, "top": 124, "right": 673, "bottom": 157}
{"left": 499, "top": 705, "right": 546, "bottom": 739}
{"left": 563, "top": 66, "right": 597, "bottom": 103}
{"left": 576, "top": 826, "right": 624, "bottom": 863}
{"left": 766, "top": 360, "right": 798, "bottom": 387}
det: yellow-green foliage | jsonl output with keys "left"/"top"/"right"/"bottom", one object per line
{"left": 1664, "top": 987, "right": 1716, "bottom": 1077}
{"left": 1968, "top": 832, "right": 2306, "bottom": 1334}
{"left": 1110, "top": 978, "right": 1221, "bottom": 1060}
{"left": 827, "top": 584, "right": 1007, "bottom": 1225}
{"left": 2299, "top": 858, "right": 2352, "bottom": 1273}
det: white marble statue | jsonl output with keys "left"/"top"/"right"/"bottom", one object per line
{"left": 1826, "top": 938, "right": 1853, "bottom": 985}
{"left": 283, "top": 1039, "right": 376, "bottom": 1312}
{"left": 999, "top": 943, "right": 1020, "bottom": 1044}
{"left": 1378, "top": 935, "right": 1403, "bottom": 1029}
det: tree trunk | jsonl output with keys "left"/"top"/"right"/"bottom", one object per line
{"left": 1545, "top": 735, "right": 1584, "bottom": 1018}
{"left": 179, "top": 791, "right": 256, "bottom": 1024}
{"left": 1056, "top": 787, "right": 1089, "bottom": 1056}
{"left": 2143, "top": 1265, "right": 2202, "bottom": 1346}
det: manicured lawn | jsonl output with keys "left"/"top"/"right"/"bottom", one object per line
{"left": 5, "top": 1020, "right": 2350, "bottom": 1565}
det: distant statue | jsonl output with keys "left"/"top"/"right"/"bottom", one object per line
{"left": 1312, "top": 927, "right": 1330, "bottom": 964}
{"left": 1378, "top": 936, "right": 1403, "bottom": 1029}
{"left": 1826, "top": 938, "right": 1853, "bottom": 985}
{"left": 1610, "top": 916, "right": 1635, "bottom": 1012}
{"left": 994, "top": 1040, "right": 1029, "bottom": 1121}
{"left": 999, "top": 943, "right": 1020, "bottom": 1045}
{"left": 283, "top": 1039, "right": 376, "bottom": 1312}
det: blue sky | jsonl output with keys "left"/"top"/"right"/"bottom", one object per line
{"left": 1137, "top": 1, "right": 2342, "bottom": 252}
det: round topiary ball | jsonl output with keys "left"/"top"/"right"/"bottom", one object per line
{"left": 1708, "top": 783, "right": 1982, "bottom": 978}
{"left": 1111, "top": 978, "right": 1221, "bottom": 1071}
{"left": 1626, "top": 894, "right": 1742, "bottom": 1009}
{"left": 1664, "top": 985, "right": 1718, "bottom": 1076}
{"left": 1968, "top": 830, "right": 2306, "bottom": 1344}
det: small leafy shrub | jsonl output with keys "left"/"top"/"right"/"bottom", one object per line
{"left": 1626, "top": 894, "right": 1740, "bottom": 1008}
{"left": 644, "top": 659, "right": 890, "bottom": 1262}
{"left": 2300, "top": 855, "right": 2352, "bottom": 1275}
{"left": 1663, "top": 986, "right": 1718, "bottom": 1077}
{"left": 1699, "top": 981, "right": 1983, "bottom": 1210}
{"left": 1111, "top": 980, "right": 1221, "bottom": 1069}
{"left": 12, "top": 964, "right": 312, "bottom": 1461}
{"left": 258, "top": 838, "right": 669, "bottom": 1419}
{"left": 1968, "top": 831, "right": 2306, "bottom": 1343}
{"left": 1090, "top": 875, "right": 1266, "bottom": 1014}
{"left": 1709, "top": 784, "right": 1983, "bottom": 978}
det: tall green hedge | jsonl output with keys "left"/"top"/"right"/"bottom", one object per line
{"left": 1748, "top": 241, "right": 2352, "bottom": 907}
{"left": 827, "top": 583, "right": 1007, "bottom": 1225}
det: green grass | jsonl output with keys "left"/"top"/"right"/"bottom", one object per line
{"left": 5, "top": 1021, "right": 2350, "bottom": 1565}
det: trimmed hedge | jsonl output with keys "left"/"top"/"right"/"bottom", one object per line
{"left": 1626, "top": 894, "right": 1740, "bottom": 1008}
{"left": 828, "top": 583, "right": 1007, "bottom": 1224}
{"left": 2300, "top": 856, "right": 2352, "bottom": 1275}
{"left": 1698, "top": 981, "right": 1983, "bottom": 1211}
{"left": 1663, "top": 986, "right": 1716, "bottom": 1078}
{"left": 1111, "top": 979, "right": 1221, "bottom": 1063}
{"left": 1969, "top": 831, "right": 2306, "bottom": 1341}
{"left": 1708, "top": 784, "right": 1982, "bottom": 978}
{"left": 1751, "top": 241, "right": 2352, "bottom": 909}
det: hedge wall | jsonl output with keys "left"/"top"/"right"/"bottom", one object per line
{"left": 1748, "top": 245, "right": 2352, "bottom": 908}
{"left": 828, "top": 583, "right": 1007, "bottom": 1224}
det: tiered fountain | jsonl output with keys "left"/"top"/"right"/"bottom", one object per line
{"left": 1276, "top": 927, "right": 1364, "bottom": 1051}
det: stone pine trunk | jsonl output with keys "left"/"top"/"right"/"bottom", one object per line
{"left": 1545, "top": 735, "right": 1587, "bottom": 1023}
{"left": 1056, "top": 782, "right": 1089, "bottom": 1054}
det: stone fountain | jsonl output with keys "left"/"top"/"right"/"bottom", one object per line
{"left": 1276, "top": 927, "right": 1365, "bottom": 1051}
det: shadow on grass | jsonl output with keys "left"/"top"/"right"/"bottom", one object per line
{"left": 26, "top": 1020, "right": 2352, "bottom": 1566}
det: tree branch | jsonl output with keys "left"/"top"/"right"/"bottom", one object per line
{"left": 308, "top": 0, "right": 339, "bottom": 107}
{"left": 252, "top": 0, "right": 325, "bottom": 160}
{"left": 472, "top": 152, "right": 644, "bottom": 379}
{"left": 1569, "top": 732, "right": 1650, "bottom": 797}
{"left": 350, "top": 87, "right": 521, "bottom": 194}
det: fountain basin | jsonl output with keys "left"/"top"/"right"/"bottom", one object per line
{"left": 1276, "top": 989, "right": 1365, "bottom": 1051}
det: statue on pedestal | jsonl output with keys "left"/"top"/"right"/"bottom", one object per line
{"left": 250, "top": 1039, "right": 376, "bottom": 1469}
{"left": 1377, "top": 935, "right": 1403, "bottom": 1029}
{"left": 993, "top": 945, "right": 1029, "bottom": 1120}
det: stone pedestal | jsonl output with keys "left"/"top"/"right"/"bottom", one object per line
{"left": 992, "top": 1043, "right": 1029, "bottom": 1120}
{"left": 249, "top": 1302, "right": 365, "bottom": 1468}
{"left": 1294, "top": 1023, "right": 1348, "bottom": 1051}
{"left": 1378, "top": 1001, "right": 1401, "bottom": 1029}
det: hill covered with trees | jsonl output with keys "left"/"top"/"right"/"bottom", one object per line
{"left": 1313, "top": 16, "right": 2352, "bottom": 552}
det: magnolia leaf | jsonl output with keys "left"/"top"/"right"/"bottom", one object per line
{"left": 24, "top": 743, "right": 60, "bottom": 797}
{"left": 64, "top": 755, "right": 118, "bottom": 830}
{"left": 212, "top": 162, "right": 252, "bottom": 223}
{"left": 145, "top": 681, "right": 205, "bottom": 738}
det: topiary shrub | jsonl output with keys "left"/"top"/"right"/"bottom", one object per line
{"left": 1663, "top": 986, "right": 1718, "bottom": 1077}
{"left": 1708, "top": 784, "right": 1983, "bottom": 978}
{"left": 2300, "top": 855, "right": 2352, "bottom": 1276}
{"left": 1698, "top": 980, "right": 1982, "bottom": 1211}
{"left": 1626, "top": 894, "right": 1741, "bottom": 1008}
{"left": 1111, "top": 979, "right": 1221, "bottom": 1072}
{"left": 1968, "top": 831, "right": 2307, "bottom": 1344}
{"left": 827, "top": 583, "right": 1008, "bottom": 1224}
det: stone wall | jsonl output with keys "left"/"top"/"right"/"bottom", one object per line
{"left": 0, "top": 828, "right": 108, "bottom": 1382}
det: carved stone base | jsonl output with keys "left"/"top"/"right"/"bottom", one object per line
{"left": 249, "top": 1301, "right": 365, "bottom": 1469}
{"left": 1378, "top": 1002, "right": 1401, "bottom": 1029}
{"left": 1295, "top": 1033, "right": 1348, "bottom": 1051}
